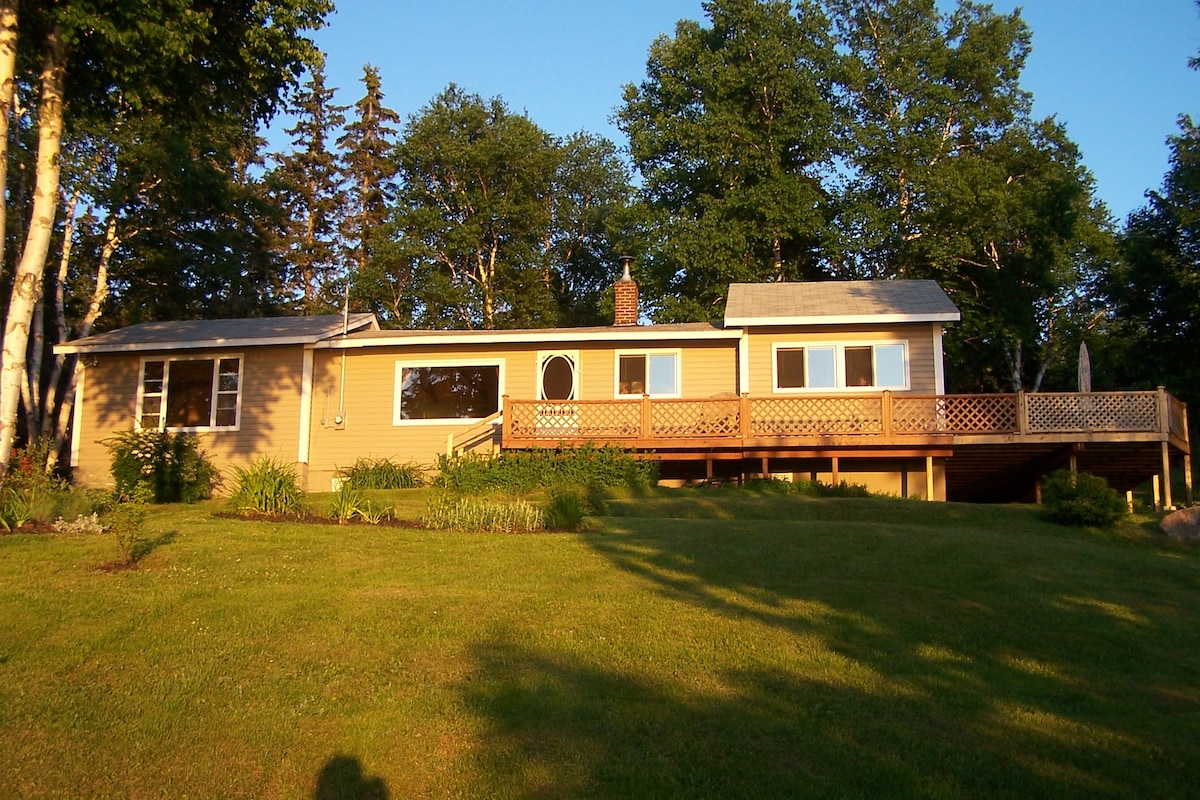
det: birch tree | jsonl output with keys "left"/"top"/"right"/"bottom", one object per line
{"left": 0, "top": 0, "right": 331, "bottom": 481}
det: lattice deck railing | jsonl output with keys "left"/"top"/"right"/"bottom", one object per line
{"left": 502, "top": 390, "right": 1184, "bottom": 446}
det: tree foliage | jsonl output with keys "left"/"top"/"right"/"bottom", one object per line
{"left": 381, "top": 85, "right": 630, "bottom": 329}
{"left": 267, "top": 62, "right": 348, "bottom": 313}
{"left": 618, "top": 0, "right": 1112, "bottom": 390}
{"left": 618, "top": 0, "right": 840, "bottom": 321}
{"left": 1102, "top": 111, "right": 1200, "bottom": 406}
{"left": 0, "top": 0, "right": 331, "bottom": 479}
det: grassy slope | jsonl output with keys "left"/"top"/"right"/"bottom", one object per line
{"left": 0, "top": 492, "right": 1197, "bottom": 799}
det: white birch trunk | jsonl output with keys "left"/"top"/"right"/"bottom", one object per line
{"left": 48, "top": 215, "right": 117, "bottom": 473}
{"left": 0, "top": 27, "right": 66, "bottom": 480}
{"left": 0, "top": 1, "right": 18, "bottom": 283}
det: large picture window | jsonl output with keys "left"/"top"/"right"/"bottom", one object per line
{"left": 773, "top": 342, "right": 908, "bottom": 392}
{"left": 615, "top": 351, "right": 680, "bottom": 397}
{"left": 394, "top": 361, "right": 502, "bottom": 423}
{"left": 139, "top": 356, "right": 242, "bottom": 430}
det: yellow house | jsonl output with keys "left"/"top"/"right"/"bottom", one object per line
{"left": 56, "top": 277, "right": 1192, "bottom": 505}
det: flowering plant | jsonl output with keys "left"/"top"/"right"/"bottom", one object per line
{"left": 104, "top": 428, "right": 217, "bottom": 503}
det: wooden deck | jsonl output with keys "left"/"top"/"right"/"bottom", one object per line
{"left": 492, "top": 389, "right": 1192, "bottom": 504}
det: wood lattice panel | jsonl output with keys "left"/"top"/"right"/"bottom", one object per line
{"left": 1026, "top": 393, "right": 1157, "bottom": 433}
{"left": 651, "top": 399, "right": 741, "bottom": 438}
{"left": 750, "top": 396, "right": 883, "bottom": 437}
{"left": 508, "top": 401, "right": 641, "bottom": 439}
{"left": 939, "top": 395, "right": 1019, "bottom": 434}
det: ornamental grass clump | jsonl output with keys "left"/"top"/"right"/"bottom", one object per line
{"left": 543, "top": 486, "right": 590, "bottom": 532}
{"left": 1041, "top": 470, "right": 1127, "bottom": 527}
{"left": 227, "top": 457, "right": 304, "bottom": 516}
{"left": 421, "top": 493, "right": 544, "bottom": 533}
{"left": 328, "top": 483, "right": 392, "bottom": 525}
{"left": 338, "top": 457, "right": 425, "bottom": 490}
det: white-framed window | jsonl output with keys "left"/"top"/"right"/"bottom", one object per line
{"left": 137, "top": 355, "right": 243, "bottom": 431}
{"left": 614, "top": 349, "right": 681, "bottom": 398}
{"left": 538, "top": 351, "right": 579, "bottom": 400}
{"left": 393, "top": 359, "right": 504, "bottom": 425}
{"left": 772, "top": 341, "right": 908, "bottom": 392}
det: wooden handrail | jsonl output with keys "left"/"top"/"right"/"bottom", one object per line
{"left": 448, "top": 409, "right": 504, "bottom": 456}
{"left": 501, "top": 390, "right": 1184, "bottom": 446}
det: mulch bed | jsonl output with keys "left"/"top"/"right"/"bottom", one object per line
{"left": 212, "top": 510, "right": 426, "bottom": 529}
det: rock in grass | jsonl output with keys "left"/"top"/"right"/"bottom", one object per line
{"left": 1161, "top": 506, "right": 1200, "bottom": 540}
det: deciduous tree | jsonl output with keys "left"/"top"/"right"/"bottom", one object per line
{"left": 0, "top": 0, "right": 331, "bottom": 479}
{"left": 618, "top": 0, "right": 841, "bottom": 322}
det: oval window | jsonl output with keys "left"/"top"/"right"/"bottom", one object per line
{"left": 541, "top": 355, "right": 576, "bottom": 400}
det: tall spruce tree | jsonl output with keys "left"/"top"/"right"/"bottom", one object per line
{"left": 338, "top": 65, "right": 400, "bottom": 282}
{"left": 268, "top": 64, "right": 348, "bottom": 314}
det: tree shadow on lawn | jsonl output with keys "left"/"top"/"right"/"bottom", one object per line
{"left": 454, "top": 632, "right": 1144, "bottom": 800}
{"left": 480, "top": 516, "right": 1200, "bottom": 798}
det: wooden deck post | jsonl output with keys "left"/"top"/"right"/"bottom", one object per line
{"left": 501, "top": 395, "right": 511, "bottom": 446}
{"left": 740, "top": 393, "right": 751, "bottom": 442}
{"left": 446, "top": 432, "right": 454, "bottom": 457}
{"left": 1157, "top": 386, "right": 1169, "bottom": 435}
{"left": 641, "top": 394, "right": 652, "bottom": 440}
{"left": 1126, "top": 490, "right": 1135, "bottom": 514}
{"left": 926, "top": 455, "right": 935, "bottom": 501}
{"left": 761, "top": 456, "right": 769, "bottom": 478}
{"left": 882, "top": 390, "right": 893, "bottom": 437}
{"left": 831, "top": 456, "right": 839, "bottom": 487}
{"left": 1016, "top": 391, "right": 1028, "bottom": 435}
{"left": 1183, "top": 403, "right": 1193, "bottom": 505}
{"left": 1161, "top": 441, "right": 1174, "bottom": 510}
{"left": 1153, "top": 474, "right": 1162, "bottom": 513}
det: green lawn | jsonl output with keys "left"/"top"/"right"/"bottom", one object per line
{"left": 1, "top": 490, "right": 1198, "bottom": 799}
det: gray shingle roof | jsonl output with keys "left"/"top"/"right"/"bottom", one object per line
{"left": 55, "top": 313, "right": 378, "bottom": 354}
{"left": 724, "top": 280, "right": 960, "bottom": 326}
{"left": 340, "top": 321, "right": 726, "bottom": 343}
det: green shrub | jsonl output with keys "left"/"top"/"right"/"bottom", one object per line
{"left": 421, "top": 493, "right": 544, "bottom": 533}
{"left": 738, "top": 477, "right": 873, "bottom": 498}
{"left": 338, "top": 457, "right": 425, "bottom": 490}
{"left": 104, "top": 429, "right": 217, "bottom": 504}
{"left": 227, "top": 457, "right": 304, "bottom": 516}
{"left": 1041, "top": 470, "right": 1127, "bottom": 527}
{"left": 105, "top": 502, "right": 148, "bottom": 564}
{"left": 434, "top": 444, "right": 658, "bottom": 494}
{"left": 544, "top": 486, "right": 590, "bottom": 532}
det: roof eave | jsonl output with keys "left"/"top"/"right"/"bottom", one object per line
{"left": 723, "top": 312, "right": 961, "bottom": 327}
{"left": 316, "top": 326, "right": 741, "bottom": 349}
{"left": 53, "top": 315, "right": 378, "bottom": 355}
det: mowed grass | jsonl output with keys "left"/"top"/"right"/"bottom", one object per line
{"left": 1, "top": 490, "right": 1198, "bottom": 799}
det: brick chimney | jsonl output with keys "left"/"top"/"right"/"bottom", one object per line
{"left": 614, "top": 256, "right": 638, "bottom": 326}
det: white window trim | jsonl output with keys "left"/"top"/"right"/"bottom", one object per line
{"left": 613, "top": 348, "right": 682, "bottom": 399}
{"left": 536, "top": 350, "right": 580, "bottom": 401}
{"left": 392, "top": 358, "right": 506, "bottom": 426}
{"left": 771, "top": 341, "right": 910, "bottom": 393}
{"left": 135, "top": 353, "right": 244, "bottom": 432}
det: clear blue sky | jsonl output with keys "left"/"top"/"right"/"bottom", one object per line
{"left": 301, "top": 0, "right": 1200, "bottom": 223}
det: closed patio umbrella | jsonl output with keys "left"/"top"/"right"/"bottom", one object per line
{"left": 1078, "top": 341, "right": 1092, "bottom": 393}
